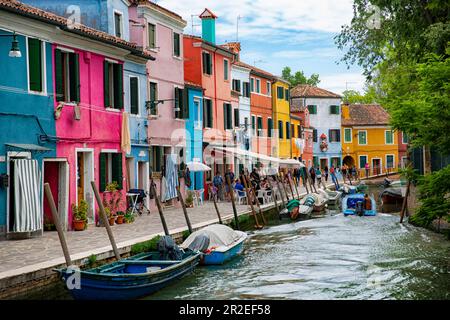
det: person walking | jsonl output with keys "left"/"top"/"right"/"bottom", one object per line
{"left": 330, "top": 165, "right": 340, "bottom": 190}
{"left": 341, "top": 164, "right": 347, "bottom": 184}
{"left": 324, "top": 166, "right": 329, "bottom": 182}
{"left": 309, "top": 166, "right": 316, "bottom": 189}
{"left": 213, "top": 171, "right": 224, "bottom": 201}
{"left": 365, "top": 162, "right": 370, "bottom": 178}
{"left": 315, "top": 167, "right": 323, "bottom": 188}
{"left": 224, "top": 167, "right": 235, "bottom": 201}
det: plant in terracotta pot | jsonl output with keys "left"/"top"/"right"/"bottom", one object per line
{"left": 116, "top": 211, "right": 125, "bottom": 224}
{"left": 72, "top": 200, "right": 88, "bottom": 231}
{"left": 102, "top": 182, "right": 123, "bottom": 227}
{"left": 124, "top": 209, "right": 135, "bottom": 224}
{"left": 185, "top": 190, "right": 194, "bottom": 208}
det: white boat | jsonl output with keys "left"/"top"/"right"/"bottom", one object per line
{"left": 301, "top": 193, "right": 327, "bottom": 212}
{"left": 318, "top": 189, "right": 343, "bottom": 207}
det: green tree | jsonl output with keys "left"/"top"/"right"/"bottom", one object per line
{"left": 281, "top": 67, "right": 321, "bottom": 87}
{"left": 342, "top": 85, "right": 378, "bottom": 104}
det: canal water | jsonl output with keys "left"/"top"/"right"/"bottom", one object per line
{"left": 22, "top": 186, "right": 450, "bottom": 300}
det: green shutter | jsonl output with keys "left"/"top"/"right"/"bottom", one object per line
{"left": 55, "top": 49, "right": 64, "bottom": 101}
{"left": 112, "top": 153, "right": 123, "bottom": 190}
{"left": 345, "top": 128, "right": 351, "bottom": 142}
{"left": 69, "top": 53, "right": 80, "bottom": 102}
{"left": 173, "top": 33, "right": 180, "bottom": 57}
{"left": 175, "top": 87, "right": 180, "bottom": 118}
{"left": 234, "top": 108, "right": 240, "bottom": 127}
{"left": 267, "top": 118, "right": 273, "bottom": 137}
{"left": 285, "top": 89, "right": 289, "bottom": 101}
{"left": 223, "top": 103, "right": 227, "bottom": 130}
{"left": 28, "top": 38, "right": 42, "bottom": 92}
{"left": 114, "top": 64, "right": 123, "bottom": 109}
{"left": 278, "top": 121, "right": 283, "bottom": 139}
{"left": 103, "top": 60, "right": 110, "bottom": 108}
{"left": 286, "top": 122, "right": 290, "bottom": 139}
{"left": 208, "top": 100, "right": 213, "bottom": 127}
{"left": 182, "top": 88, "right": 189, "bottom": 119}
{"left": 99, "top": 153, "right": 107, "bottom": 192}
{"left": 130, "top": 77, "right": 138, "bottom": 115}
{"left": 148, "top": 23, "right": 155, "bottom": 48}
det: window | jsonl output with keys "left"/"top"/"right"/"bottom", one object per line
{"left": 313, "top": 129, "right": 318, "bottom": 142}
{"left": 297, "top": 125, "right": 301, "bottom": 138}
{"left": 242, "top": 82, "right": 250, "bottom": 97}
{"left": 99, "top": 152, "right": 123, "bottom": 191}
{"left": 28, "top": 38, "right": 44, "bottom": 93}
{"left": 150, "top": 146, "right": 163, "bottom": 173}
{"left": 114, "top": 12, "right": 123, "bottom": 38}
{"left": 291, "top": 124, "right": 295, "bottom": 139}
{"left": 224, "top": 59, "right": 229, "bottom": 80}
{"left": 266, "top": 81, "right": 271, "bottom": 95}
{"left": 267, "top": 118, "right": 273, "bottom": 137}
{"left": 329, "top": 105, "right": 340, "bottom": 114}
{"left": 331, "top": 157, "right": 341, "bottom": 168}
{"left": 103, "top": 60, "right": 124, "bottom": 109}
{"left": 202, "top": 51, "right": 212, "bottom": 75}
{"left": 232, "top": 79, "right": 241, "bottom": 92}
{"left": 402, "top": 132, "right": 408, "bottom": 144}
{"left": 385, "top": 130, "right": 394, "bottom": 144}
{"left": 234, "top": 108, "right": 240, "bottom": 127}
{"left": 173, "top": 32, "right": 180, "bottom": 57}
{"left": 223, "top": 103, "right": 232, "bottom": 130}
{"left": 148, "top": 23, "right": 156, "bottom": 49}
{"left": 285, "top": 89, "right": 289, "bottom": 101}
{"left": 203, "top": 99, "right": 213, "bottom": 128}
{"left": 129, "top": 77, "right": 139, "bottom": 115}
{"left": 359, "top": 155, "right": 368, "bottom": 169}
{"left": 386, "top": 155, "right": 395, "bottom": 168}
{"left": 308, "top": 105, "right": 317, "bottom": 114}
{"left": 313, "top": 156, "right": 318, "bottom": 167}
{"left": 358, "top": 130, "right": 367, "bottom": 145}
{"left": 278, "top": 121, "right": 284, "bottom": 139}
{"left": 149, "top": 81, "right": 158, "bottom": 115}
{"left": 55, "top": 49, "right": 80, "bottom": 103}
{"left": 256, "top": 79, "right": 261, "bottom": 93}
{"left": 174, "top": 87, "right": 187, "bottom": 119}
{"left": 344, "top": 128, "right": 352, "bottom": 143}
{"left": 329, "top": 129, "right": 341, "bottom": 142}
{"left": 251, "top": 116, "right": 256, "bottom": 135}
{"left": 250, "top": 78, "right": 255, "bottom": 92}
{"left": 286, "top": 122, "right": 291, "bottom": 139}
{"left": 277, "top": 86, "right": 284, "bottom": 100}
{"left": 257, "top": 116, "right": 263, "bottom": 137}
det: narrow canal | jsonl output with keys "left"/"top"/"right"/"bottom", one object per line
{"left": 22, "top": 186, "right": 450, "bottom": 300}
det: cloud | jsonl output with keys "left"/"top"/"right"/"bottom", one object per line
{"left": 319, "top": 73, "right": 366, "bottom": 95}
{"left": 274, "top": 48, "right": 338, "bottom": 59}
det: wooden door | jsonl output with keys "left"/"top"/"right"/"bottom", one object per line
{"left": 77, "top": 153, "right": 84, "bottom": 204}
{"left": 372, "top": 159, "right": 381, "bottom": 175}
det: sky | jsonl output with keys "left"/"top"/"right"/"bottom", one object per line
{"left": 157, "top": 0, "right": 366, "bottom": 95}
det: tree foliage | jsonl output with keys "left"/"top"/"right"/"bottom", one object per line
{"left": 281, "top": 67, "right": 321, "bottom": 87}
{"left": 342, "top": 85, "right": 378, "bottom": 104}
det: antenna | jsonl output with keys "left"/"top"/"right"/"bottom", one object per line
{"left": 191, "top": 14, "right": 201, "bottom": 35}
{"left": 236, "top": 15, "right": 242, "bottom": 42}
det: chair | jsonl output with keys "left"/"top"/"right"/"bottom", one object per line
{"left": 192, "top": 189, "right": 204, "bottom": 206}
{"left": 235, "top": 190, "right": 247, "bottom": 205}
{"left": 257, "top": 189, "right": 268, "bottom": 204}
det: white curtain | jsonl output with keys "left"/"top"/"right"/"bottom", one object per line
{"left": 13, "top": 159, "right": 42, "bottom": 232}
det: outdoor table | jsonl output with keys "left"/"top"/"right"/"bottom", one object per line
{"left": 126, "top": 192, "right": 140, "bottom": 215}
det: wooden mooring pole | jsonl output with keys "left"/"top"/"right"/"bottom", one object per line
{"left": 226, "top": 175, "right": 240, "bottom": 230}
{"left": 90, "top": 181, "right": 121, "bottom": 260}
{"left": 293, "top": 176, "right": 300, "bottom": 199}
{"left": 150, "top": 179, "right": 170, "bottom": 236}
{"left": 280, "top": 172, "right": 291, "bottom": 201}
{"left": 176, "top": 183, "right": 193, "bottom": 234}
{"left": 275, "top": 174, "right": 287, "bottom": 208}
{"left": 209, "top": 185, "right": 223, "bottom": 224}
{"left": 44, "top": 183, "right": 72, "bottom": 267}
{"left": 245, "top": 174, "right": 267, "bottom": 225}
{"left": 241, "top": 174, "right": 262, "bottom": 229}
{"left": 400, "top": 180, "right": 411, "bottom": 224}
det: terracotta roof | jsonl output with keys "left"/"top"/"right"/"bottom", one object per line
{"left": 184, "top": 34, "right": 236, "bottom": 56}
{"left": 233, "top": 60, "right": 274, "bottom": 80}
{"left": 290, "top": 84, "right": 341, "bottom": 98}
{"left": 131, "top": 0, "right": 186, "bottom": 24}
{"left": 184, "top": 81, "right": 203, "bottom": 90}
{"left": 0, "top": 0, "right": 154, "bottom": 60}
{"left": 342, "top": 104, "right": 390, "bottom": 126}
{"left": 199, "top": 8, "right": 218, "bottom": 19}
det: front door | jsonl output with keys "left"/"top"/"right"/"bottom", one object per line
{"left": 372, "top": 159, "right": 381, "bottom": 175}
{"left": 77, "top": 153, "right": 84, "bottom": 205}
{"left": 76, "top": 150, "right": 94, "bottom": 224}
{"left": 320, "top": 158, "right": 328, "bottom": 170}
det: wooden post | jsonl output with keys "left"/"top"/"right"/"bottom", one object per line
{"left": 241, "top": 174, "right": 262, "bottom": 228}
{"left": 209, "top": 185, "right": 223, "bottom": 224}
{"left": 293, "top": 176, "right": 300, "bottom": 199}
{"left": 90, "top": 181, "right": 121, "bottom": 261}
{"left": 400, "top": 180, "right": 411, "bottom": 223}
{"left": 44, "top": 183, "right": 72, "bottom": 267}
{"left": 280, "top": 172, "right": 291, "bottom": 201}
{"left": 275, "top": 174, "right": 287, "bottom": 208}
{"left": 287, "top": 173, "right": 295, "bottom": 199}
{"left": 245, "top": 174, "right": 267, "bottom": 225}
{"left": 150, "top": 179, "right": 170, "bottom": 236}
{"left": 226, "top": 175, "right": 240, "bottom": 230}
{"left": 176, "top": 184, "right": 192, "bottom": 234}
{"left": 301, "top": 169, "right": 310, "bottom": 194}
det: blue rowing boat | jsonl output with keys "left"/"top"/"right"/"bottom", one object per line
{"left": 342, "top": 193, "right": 377, "bottom": 216}
{"left": 54, "top": 250, "right": 201, "bottom": 300}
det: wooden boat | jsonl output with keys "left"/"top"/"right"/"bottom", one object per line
{"left": 181, "top": 224, "right": 248, "bottom": 265}
{"left": 343, "top": 193, "right": 377, "bottom": 216}
{"left": 380, "top": 187, "right": 403, "bottom": 205}
{"left": 54, "top": 250, "right": 201, "bottom": 300}
{"left": 339, "top": 184, "right": 357, "bottom": 195}
{"left": 279, "top": 204, "right": 313, "bottom": 220}
{"left": 318, "top": 189, "right": 342, "bottom": 207}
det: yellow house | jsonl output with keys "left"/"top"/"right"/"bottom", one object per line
{"left": 272, "top": 78, "right": 291, "bottom": 159}
{"left": 290, "top": 115, "right": 302, "bottom": 159}
{"left": 341, "top": 104, "right": 399, "bottom": 177}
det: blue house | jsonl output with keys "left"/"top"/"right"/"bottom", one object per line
{"left": 184, "top": 83, "right": 204, "bottom": 191}
{"left": 0, "top": 27, "right": 56, "bottom": 239}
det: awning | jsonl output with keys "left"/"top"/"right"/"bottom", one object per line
{"left": 5, "top": 143, "right": 51, "bottom": 153}
{"left": 213, "top": 147, "right": 280, "bottom": 164}
{"left": 279, "top": 159, "right": 305, "bottom": 168}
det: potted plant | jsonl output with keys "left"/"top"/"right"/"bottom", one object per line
{"left": 102, "top": 182, "right": 123, "bottom": 227}
{"left": 72, "top": 200, "right": 88, "bottom": 231}
{"left": 185, "top": 190, "right": 194, "bottom": 208}
{"left": 124, "top": 209, "right": 135, "bottom": 224}
{"left": 116, "top": 211, "right": 125, "bottom": 224}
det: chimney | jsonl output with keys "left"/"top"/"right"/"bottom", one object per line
{"left": 341, "top": 102, "right": 350, "bottom": 120}
{"left": 222, "top": 42, "right": 241, "bottom": 60}
{"left": 199, "top": 8, "right": 218, "bottom": 44}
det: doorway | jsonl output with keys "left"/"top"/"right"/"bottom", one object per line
{"left": 43, "top": 159, "right": 69, "bottom": 231}
{"left": 76, "top": 149, "right": 94, "bottom": 225}
{"left": 137, "top": 161, "right": 150, "bottom": 208}
{"left": 372, "top": 158, "right": 382, "bottom": 175}
{"left": 320, "top": 158, "right": 328, "bottom": 170}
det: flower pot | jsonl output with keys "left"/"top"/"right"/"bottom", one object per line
{"left": 73, "top": 220, "right": 86, "bottom": 231}
{"left": 109, "top": 217, "right": 115, "bottom": 226}
{"left": 116, "top": 215, "right": 124, "bottom": 224}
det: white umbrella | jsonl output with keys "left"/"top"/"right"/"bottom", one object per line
{"left": 186, "top": 161, "right": 211, "bottom": 172}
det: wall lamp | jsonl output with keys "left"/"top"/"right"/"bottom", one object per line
{"left": 0, "top": 32, "right": 22, "bottom": 58}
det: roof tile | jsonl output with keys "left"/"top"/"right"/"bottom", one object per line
{"left": 290, "top": 84, "right": 341, "bottom": 98}
{"left": 342, "top": 104, "right": 390, "bottom": 126}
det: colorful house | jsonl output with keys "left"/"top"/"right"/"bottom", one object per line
{"left": 290, "top": 85, "right": 342, "bottom": 170}
{"left": 290, "top": 115, "right": 302, "bottom": 159}
{"left": 398, "top": 131, "right": 408, "bottom": 169}
{"left": 129, "top": 0, "right": 188, "bottom": 208}
{"left": 272, "top": 78, "right": 291, "bottom": 159}
{"left": 290, "top": 104, "right": 314, "bottom": 167}
{"left": 183, "top": 8, "right": 236, "bottom": 189}
{"left": 341, "top": 103, "right": 399, "bottom": 177}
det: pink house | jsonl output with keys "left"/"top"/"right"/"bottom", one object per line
{"left": 129, "top": 1, "right": 188, "bottom": 208}
{"left": 47, "top": 27, "right": 152, "bottom": 230}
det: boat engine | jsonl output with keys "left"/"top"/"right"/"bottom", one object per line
{"left": 355, "top": 201, "right": 364, "bottom": 216}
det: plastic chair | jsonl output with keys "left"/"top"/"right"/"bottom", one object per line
{"left": 235, "top": 190, "right": 247, "bottom": 205}
{"left": 196, "top": 189, "right": 204, "bottom": 206}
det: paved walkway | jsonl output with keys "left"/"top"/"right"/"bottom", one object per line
{"left": 0, "top": 178, "right": 345, "bottom": 280}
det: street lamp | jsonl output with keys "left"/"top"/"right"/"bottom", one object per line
{"left": 0, "top": 32, "right": 22, "bottom": 58}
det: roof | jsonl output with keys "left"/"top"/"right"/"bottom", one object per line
{"left": 184, "top": 34, "right": 236, "bottom": 57}
{"left": 233, "top": 60, "right": 274, "bottom": 80}
{"left": 199, "top": 8, "right": 218, "bottom": 19}
{"left": 5, "top": 143, "right": 51, "bottom": 152}
{"left": 184, "top": 81, "right": 203, "bottom": 90}
{"left": 290, "top": 99, "right": 307, "bottom": 113}
{"left": 131, "top": 0, "right": 186, "bottom": 25}
{"left": 341, "top": 104, "right": 391, "bottom": 126}
{"left": 290, "top": 84, "right": 341, "bottom": 98}
{"left": 0, "top": 0, "right": 154, "bottom": 60}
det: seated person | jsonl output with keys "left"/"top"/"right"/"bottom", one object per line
{"left": 364, "top": 194, "right": 372, "bottom": 210}
{"left": 234, "top": 179, "right": 245, "bottom": 197}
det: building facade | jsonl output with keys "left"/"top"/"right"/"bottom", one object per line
{"left": 272, "top": 78, "right": 291, "bottom": 159}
